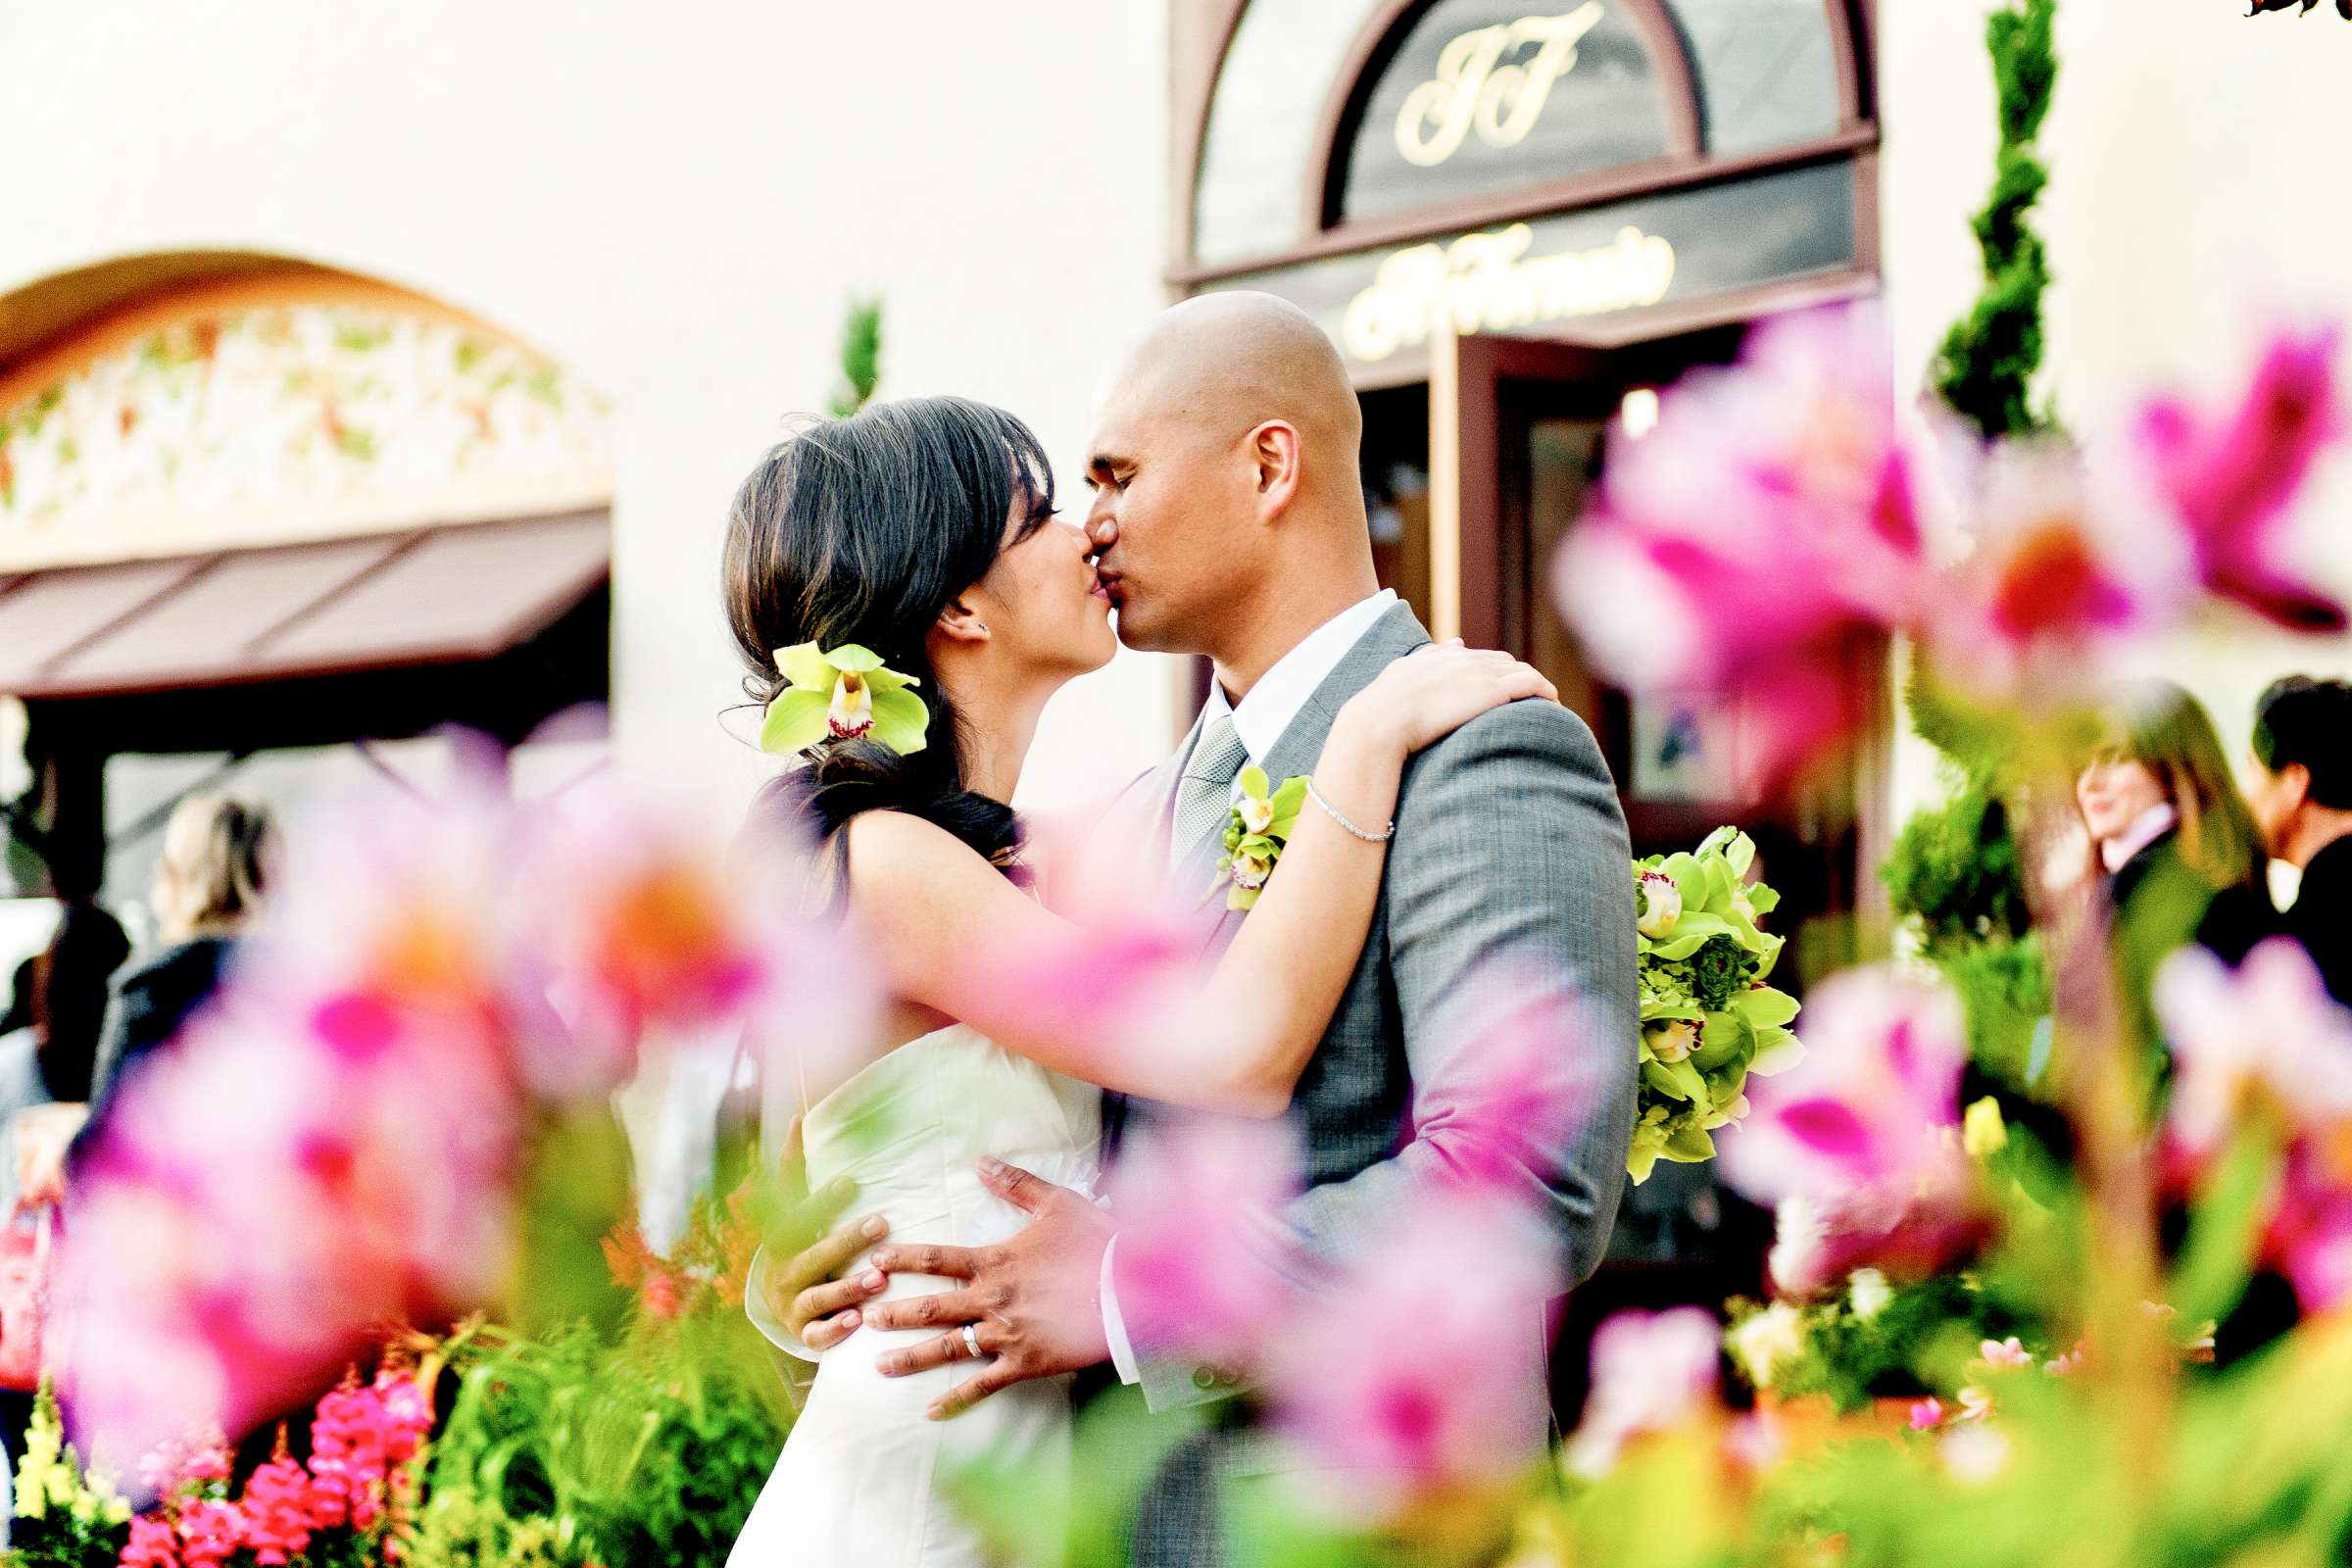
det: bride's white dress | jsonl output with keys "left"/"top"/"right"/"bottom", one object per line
{"left": 731, "top": 1023, "right": 1102, "bottom": 1567}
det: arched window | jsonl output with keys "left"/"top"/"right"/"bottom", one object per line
{"left": 1179, "top": 0, "right": 1875, "bottom": 373}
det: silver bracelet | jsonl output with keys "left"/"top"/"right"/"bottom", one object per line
{"left": 1307, "top": 777, "right": 1396, "bottom": 843}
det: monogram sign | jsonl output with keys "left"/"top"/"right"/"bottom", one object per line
{"left": 1394, "top": 3, "right": 1607, "bottom": 168}
{"left": 1341, "top": 222, "right": 1676, "bottom": 363}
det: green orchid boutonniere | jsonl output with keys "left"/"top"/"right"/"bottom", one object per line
{"left": 759, "top": 642, "right": 929, "bottom": 757}
{"left": 1212, "top": 766, "right": 1308, "bottom": 910}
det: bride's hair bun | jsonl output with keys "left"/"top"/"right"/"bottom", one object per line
{"left": 724, "top": 397, "right": 1054, "bottom": 876}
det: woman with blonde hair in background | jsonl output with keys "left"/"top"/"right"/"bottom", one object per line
{"left": 25, "top": 793, "right": 280, "bottom": 1197}
{"left": 2075, "top": 680, "right": 2279, "bottom": 1060}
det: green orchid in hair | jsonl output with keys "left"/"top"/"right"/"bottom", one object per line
{"left": 760, "top": 642, "right": 929, "bottom": 757}
{"left": 1211, "top": 766, "right": 1308, "bottom": 911}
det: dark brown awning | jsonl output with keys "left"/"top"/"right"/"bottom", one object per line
{"left": 0, "top": 511, "right": 609, "bottom": 702}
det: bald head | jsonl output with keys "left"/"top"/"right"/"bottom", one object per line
{"left": 1098, "top": 291, "right": 1363, "bottom": 474}
{"left": 1082, "top": 292, "right": 1380, "bottom": 674}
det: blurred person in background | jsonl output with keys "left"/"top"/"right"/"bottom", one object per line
{"left": 88, "top": 792, "right": 277, "bottom": 1109}
{"left": 2073, "top": 680, "right": 2278, "bottom": 1097}
{"left": 2244, "top": 675, "right": 2352, "bottom": 1005}
{"left": 0, "top": 900, "right": 129, "bottom": 1472}
{"left": 22, "top": 794, "right": 278, "bottom": 1201}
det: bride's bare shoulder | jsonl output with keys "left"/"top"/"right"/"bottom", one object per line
{"left": 839, "top": 810, "right": 1008, "bottom": 905}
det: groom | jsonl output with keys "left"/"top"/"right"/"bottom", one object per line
{"left": 777, "top": 292, "right": 1637, "bottom": 1557}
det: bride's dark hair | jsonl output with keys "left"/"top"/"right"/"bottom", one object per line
{"left": 723, "top": 396, "right": 1056, "bottom": 873}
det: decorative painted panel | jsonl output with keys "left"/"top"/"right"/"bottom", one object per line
{"left": 0, "top": 300, "right": 611, "bottom": 569}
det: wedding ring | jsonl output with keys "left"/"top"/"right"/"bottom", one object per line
{"left": 960, "top": 1323, "right": 984, "bottom": 1360}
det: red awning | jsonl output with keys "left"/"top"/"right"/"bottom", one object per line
{"left": 0, "top": 511, "right": 609, "bottom": 701}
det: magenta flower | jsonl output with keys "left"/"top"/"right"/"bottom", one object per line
{"left": 1555, "top": 304, "right": 1931, "bottom": 792}
{"left": 1909, "top": 1396, "right": 1944, "bottom": 1431}
{"left": 1104, "top": 1112, "right": 1302, "bottom": 1366}
{"left": 2154, "top": 940, "right": 2352, "bottom": 1314}
{"left": 1407, "top": 971, "right": 1602, "bottom": 1197}
{"left": 59, "top": 995, "right": 515, "bottom": 1463}
{"left": 1759, "top": 1169, "right": 1990, "bottom": 1298}
{"left": 1927, "top": 440, "right": 2183, "bottom": 706}
{"left": 1263, "top": 1186, "right": 1562, "bottom": 1512}
{"left": 513, "top": 779, "right": 850, "bottom": 1100}
{"left": 1717, "top": 967, "right": 1968, "bottom": 1207}
{"left": 2132, "top": 320, "right": 2348, "bottom": 632}
{"left": 122, "top": 1514, "right": 181, "bottom": 1568}
{"left": 238, "top": 1456, "right": 318, "bottom": 1565}
{"left": 1562, "top": 1305, "right": 1722, "bottom": 1477}
{"left": 2155, "top": 939, "right": 2352, "bottom": 1163}
{"left": 2274, "top": 1142, "right": 2352, "bottom": 1316}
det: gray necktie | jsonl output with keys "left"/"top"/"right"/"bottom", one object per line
{"left": 1169, "top": 713, "right": 1249, "bottom": 870}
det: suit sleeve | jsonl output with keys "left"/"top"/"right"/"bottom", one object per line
{"left": 1130, "top": 700, "right": 1640, "bottom": 1412}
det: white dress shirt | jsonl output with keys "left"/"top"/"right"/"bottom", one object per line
{"left": 1101, "top": 588, "right": 1397, "bottom": 1383}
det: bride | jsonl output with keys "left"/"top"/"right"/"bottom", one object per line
{"left": 718, "top": 395, "right": 1552, "bottom": 1566}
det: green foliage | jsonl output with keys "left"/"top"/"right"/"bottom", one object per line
{"left": 1728, "top": 1273, "right": 2040, "bottom": 1414}
{"left": 8, "top": 1388, "right": 129, "bottom": 1568}
{"left": 1930, "top": 0, "right": 2061, "bottom": 440}
{"left": 827, "top": 297, "right": 884, "bottom": 419}
{"left": 406, "top": 1172, "right": 793, "bottom": 1568}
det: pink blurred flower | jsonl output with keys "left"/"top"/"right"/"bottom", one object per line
{"left": 1562, "top": 1305, "right": 1722, "bottom": 1478}
{"left": 1977, "top": 1337, "right": 2034, "bottom": 1371}
{"left": 640, "top": 1271, "right": 683, "bottom": 1321}
{"left": 1555, "top": 305, "right": 1930, "bottom": 793}
{"left": 514, "top": 780, "right": 845, "bottom": 1099}
{"left": 1104, "top": 1113, "right": 1301, "bottom": 1367}
{"left": 1408, "top": 974, "right": 1602, "bottom": 1198}
{"left": 2273, "top": 1141, "right": 2352, "bottom": 1316}
{"left": 1908, "top": 1396, "right": 1944, "bottom": 1431}
{"left": 1264, "top": 1188, "right": 1562, "bottom": 1511}
{"left": 60, "top": 992, "right": 515, "bottom": 1463}
{"left": 2132, "top": 320, "right": 2349, "bottom": 633}
{"left": 2155, "top": 939, "right": 2352, "bottom": 1314}
{"left": 1718, "top": 967, "right": 1968, "bottom": 1206}
{"left": 1928, "top": 441, "right": 2182, "bottom": 706}
{"left": 1759, "top": 1153, "right": 1990, "bottom": 1298}
{"left": 2156, "top": 939, "right": 2352, "bottom": 1163}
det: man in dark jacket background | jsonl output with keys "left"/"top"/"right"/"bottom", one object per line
{"left": 2246, "top": 675, "right": 2352, "bottom": 1005}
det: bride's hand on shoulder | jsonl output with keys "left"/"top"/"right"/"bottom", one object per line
{"left": 1331, "top": 639, "right": 1558, "bottom": 762}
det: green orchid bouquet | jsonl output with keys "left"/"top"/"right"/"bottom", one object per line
{"left": 1628, "top": 827, "right": 1803, "bottom": 1182}
{"left": 1212, "top": 766, "right": 1307, "bottom": 910}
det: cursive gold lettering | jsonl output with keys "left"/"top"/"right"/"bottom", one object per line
{"left": 1340, "top": 222, "right": 1677, "bottom": 362}
{"left": 1394, "top": 3, "right": 1606, "bottom": 169}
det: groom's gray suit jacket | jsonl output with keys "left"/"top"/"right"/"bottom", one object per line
{"left": 1094, "top": 602, "right": 1638, "bottom": 1563}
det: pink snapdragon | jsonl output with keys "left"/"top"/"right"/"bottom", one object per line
{"left": 2132, "top": 320, "right": 2348, "bottom": 633}
{"left": 236, "top": 1456, "right": 318, "bottom": 1565}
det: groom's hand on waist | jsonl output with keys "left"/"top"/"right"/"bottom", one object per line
{"left": 866, "top": 1155, "right": 1113, "bottom": 1419}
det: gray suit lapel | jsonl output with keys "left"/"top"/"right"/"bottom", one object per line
{"left": 1200, "top": 602, "right": 1434, "bottom": 953}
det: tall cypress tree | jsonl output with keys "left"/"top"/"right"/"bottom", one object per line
{"left": 1930, "top": 0, "right": 2060, "bottom": 441}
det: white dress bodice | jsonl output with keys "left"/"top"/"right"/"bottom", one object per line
{"left": 731, "top": 1025, "right": 1102, "bottom": 1567}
